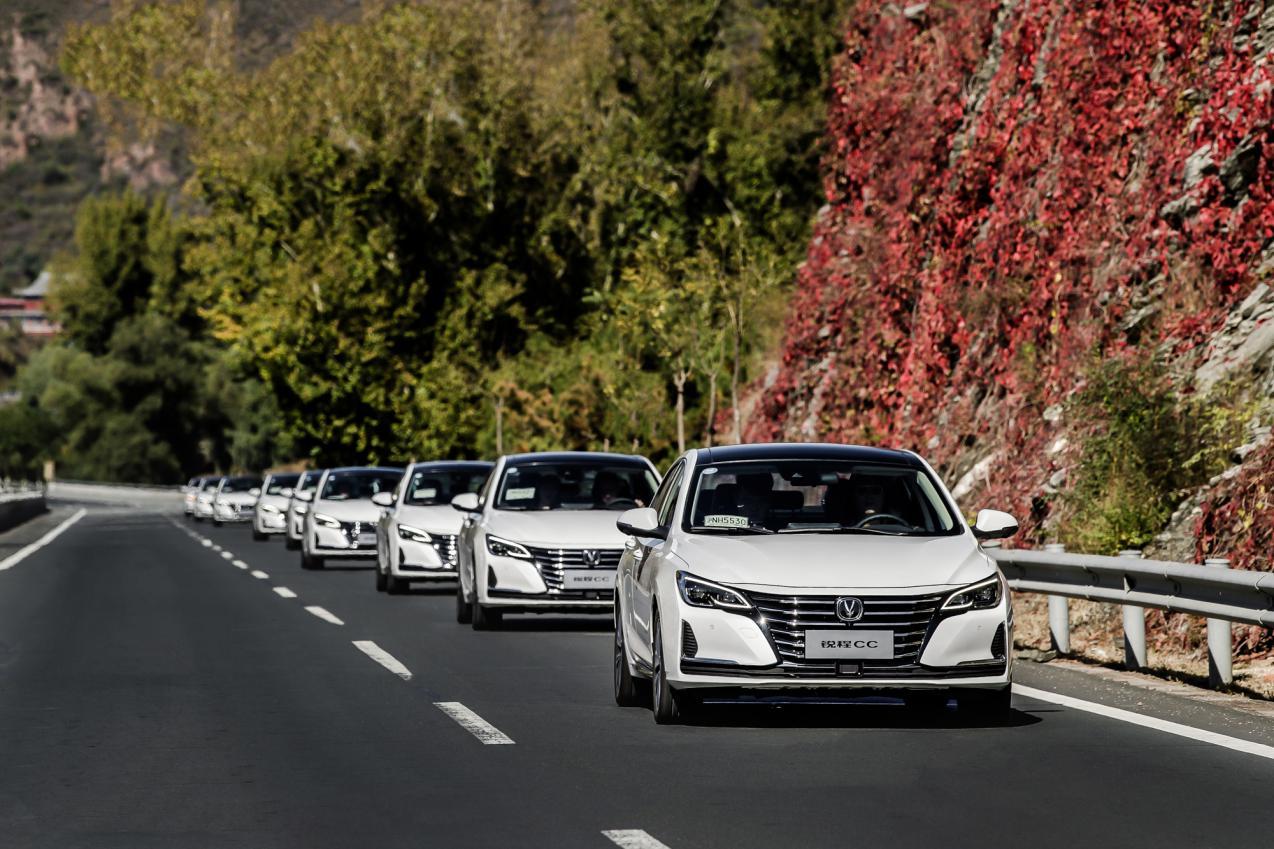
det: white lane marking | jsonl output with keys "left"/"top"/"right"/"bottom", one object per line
{"left": 220, "top": 550, "right": 233, "bottom": 560}
{"left": 250, "top": 570, "right": 269, "bottom": 580}
{"left": 0, "top": 508, "right": 87, "bottom": 572}
{"left": 200, "top": 539, "right": 212, "bottom": 547}
{"left": 211, "top": 544, "right": 222, "bottom": 552}
{"left": 353, "top": 640, "right": 413, "bottom": 681}
{"left": 273, "top": 587, "right": 297, "bottom": 599}
{"left": 232, "top": 559, "right": 249, "bottom": 568}
{"left": 305, "top": 605, "right": 344, "bottom": 625}
{"left": 602, "top": 831, "right": 672, "bottom": 849}
{"left": 1013, "top": 684, "right": 1274, "bottom": 762}
{"left": 434, "top": 701, "right": 514, "bottom": 744}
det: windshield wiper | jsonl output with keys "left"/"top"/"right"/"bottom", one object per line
{"left": 689, "top": 525, "right": 775, "bottom": 535}
{"left": 780, "top": 525, "right": 907, "bottom": 536}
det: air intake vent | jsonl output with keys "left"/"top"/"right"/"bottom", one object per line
{"left": 681, "top": 621, "right": 698, "bottom": 658}
{"left": 991, "top": 623, "right": 1006, "bottom": 660}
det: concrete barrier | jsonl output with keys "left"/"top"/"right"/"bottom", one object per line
{"left": 46, "top": 481, "right": 182, "bottom": 511}
{"left": 0, "top": 492, "right": 48, "bottom": 533}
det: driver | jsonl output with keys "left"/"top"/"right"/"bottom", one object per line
{"left": 848, "top": 480, "right": 886, "bottom": 525}
{"left": 592, "top": 471, "right": 632, "bottom": 508}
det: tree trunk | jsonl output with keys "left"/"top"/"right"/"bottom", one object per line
{"left": 704, "top": 370, "right": 718, "bottom": 447}
{"left": 729, "top": 299, "right": 743, "bottom": 443}
{"left": 673, "top": 368, "right": 688, "bottom": 455}
{"left": 493, "top": 395, "right": 504, "bottom": 455}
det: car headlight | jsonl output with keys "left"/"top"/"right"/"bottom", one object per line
{"left": 486, "top": 535, "right": 532, "bottom": 560}
{"left": 313, "top": 513, "right": 341, "bottom": 529}
{"left": 216, "top": 499, "right": 228, "bottom": 507}
{"left": 941, "top": 576, "right": 1003, "bottom": 612}
{"left": 295, "top": 503, "right": 309, "bottom": 515}
{"left": 260, "top": 504, "right": 281, "bottom": 514}
{"left": 677, "top": 571, "right": 752, "bottom": 612}
{"left": 398, "top": 524, "right": 432, "bottom": 543}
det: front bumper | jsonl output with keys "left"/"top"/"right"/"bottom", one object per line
{"left": 394, "top": 536, "right": 457, "bottom": 580}
{"left": 214, "top": 505, "right": 252, "bottom": 523}
{"left": 255, "top": 509, "right": 287, "bottom": 533}
{"left": 481, "top": 549, "right": 616, "bottom": 610}
{"left": 313, "top": 522, "right": 378, "bottom": 557}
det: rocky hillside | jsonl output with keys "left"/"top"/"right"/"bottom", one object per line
{"left": 750, "top": 1, "right": 1274, "bottom": 654}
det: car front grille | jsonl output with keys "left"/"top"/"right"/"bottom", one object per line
{"left": 524, "top": 545, "right": 622, "bottom": 598}
{"left": 744, "top": 590, "right": 946, "bottom": 679}
{"left": 339, "top": 520, "right": 374, "bottom": 545}
{"left": 432, "top": 533, "right": 458, "bottom": 565}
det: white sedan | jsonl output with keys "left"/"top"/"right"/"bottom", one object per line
{"left": 297, "top": 466, "right": 403, "bottom": 570}
{"left": 212, "top": 475, "right": 262, "bottom": 525}
{"left": 284, "top": 469, "right": 323, "bottom": 550}
{"left": 252, "top": 472, "right": 301, "bottom": 540}
{"left": 193, "top": 477, "right": 222, "bottom": 522}
{"left": 372, "top": 461, "right": 493, "bottom": 593}
{"left": 454, "top": 452, "right": 660, "bottom": 629}
{"left": 612, "top": 443, "right": 1018, "bottom": 723}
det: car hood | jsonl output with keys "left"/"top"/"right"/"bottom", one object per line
{"left": 218, "top": 492, "right": 257, "bottom": 506}
{"left": 396, "top": 505, "right": 464, "bottom": 535}
{"left": 258, "top": 494, "right": 290, "bottom": 509}
{"left": 488, "top": 509, "right": 631, "bottom": 548}
{"left": 668, "top": 532, "right": 994, "bottom": 592}
{"left": 310, "top": 499, "right": 383, "bottom": 523}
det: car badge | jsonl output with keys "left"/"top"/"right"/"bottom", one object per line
{"left": 835, "top": 597, "right": 864, "bottom": 623}
{"left": 582, "top": 549, "right": 601, "bottom": 567}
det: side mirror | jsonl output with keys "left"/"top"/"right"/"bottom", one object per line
{"left": 249, "top": 488, "right": 261, "bottom": 497}
{"left": 295, "top": 491, "right": 314, "bottom": 503}
{"left": 372, "top": 491, "right": 395, "bottom": 507}
{"left": 451, "top": 492, "right": 481, "bottom": 513}
{"left": 280, "top": 487, "right": 294, "bottom": 498}
{"left": 617, "top": 507, "right": 666, "bottom": 540}
{"left": 973, "top": 509, "right": 1019, "bottom": 541}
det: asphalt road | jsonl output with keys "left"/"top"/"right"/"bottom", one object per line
{"left": 1, "top": 509, "right": 1271, "bottom": 849}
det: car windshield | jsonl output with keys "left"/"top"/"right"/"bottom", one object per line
{"left": 320, "top": 470, "right": 402, "bottom": 501}
{"left": 221, "top": 476, "right": 262, "bottom": 493}
{"left": 201, "top": 479, "right": 221, "bottom": 492}
{"left": 405, "top": 465, "right": 491, "bottom": 505}
{"left": 296, "top": 471, "right": 321, "bottom": 492}
{"left": 266, "top": 474, "right": 299, "bottom": 495}
{"left": 685, "top": 459, "right": 960, "bottom": 536}
{"left": 495, "top": 461, "right": 657, "bottom": 511}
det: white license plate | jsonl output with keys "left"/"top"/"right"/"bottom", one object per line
{"left": 804, "top": 630, "right": 894, "bottom": 659}
{"left": 562, "top": 570, "right": 616, "bottom": 590}
{"left": 357, "top": 533, "right": 377, "bottom": 546}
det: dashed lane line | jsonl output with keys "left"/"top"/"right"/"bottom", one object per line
{"left": 273, "top": 587, "right": 297, "bottom": 599}
{"left": 353, "top": 640, "right": 413, "bottom": 681}
{"left": 305, "top": 605, "right": 344, "bottom": 625}
{"left": 220, "top": 550, "right": 233, "bottom": 560}
{"left": 0, "top": 508, "right": 87, "bottom": 572}
{"left": 602, "top": 831, "right": 673, "bottom": 849}
{"left": 1013, "top": 684, "right": 1274, "bottom": 762}
{"left": 250, "top": 570, "right": 269, "bottom": 580}
{"left": 434, "top": 702, "right": 514, "bottom": 745}
{"left": 232, "top": 559, "right": 249, "bottom": 569}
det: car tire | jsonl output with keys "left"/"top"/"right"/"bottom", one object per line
{"left": 456, "top": 583, "right": 473, "bottom": 624}
{"left": 959, "top": 686, "right": 1011, "bottom": 719}
{"left": 614, "top": 603, "right": 648, "bottom": 707}
{"left": 300, "top": 549, "right": 324, "bottom": 571}
{"left": 375, "top": 562, "right": 388, "bottom": 592}
{"left": 386, "top": 571, "right": 407, "bottom": 595}
{"left": 472, "top": 598, "right": 502, "bottom": 630}
{"left": 213, "top": 518, "right": 223, "bottom": 527}
{"left": 652, "top": 609, "right": 695, "bottom": 724}
{"left": 285, "top": 536, "right": 300, "bottom": 550}
{"left": 252, "top": 529, "right": 267, "bottom": 542}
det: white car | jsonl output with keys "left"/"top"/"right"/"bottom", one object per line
{"left": 212, "top": 475, "right": 263, "bottom": 525}
{"left": 453, "top": 452, "right": 660, "bottom": 629}
{"left": 297, "top": 466, "right": 403, "bottom": 570}
{"left": 612, "top": 443, "right": 1018, "bottom": 723}
{"left": 373, "top": 461, "right": 493, "bottom": 594}
{"left": 183, "top": 476, "right": 210, "bottom": 516}
{"left": 284, "top": 469, "right": 323, "bottom": 550}
{"left": 252, "top": 472, "right": 301, "bottom": 540}
{"left": 193, "top": 476, "right": 222, "bottom": 522}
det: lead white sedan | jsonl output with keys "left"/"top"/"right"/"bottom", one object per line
{"left": 373, "top": 461, "right": 493, "bottom": 593}
{"left": 612, "top": 443, "right": 1018, "bottom": 723}
{"left": 297, "top": 466, "right": 403, "bottom": 570}
{"left": 453, "top": 452, "right": 660, "bottom": 629}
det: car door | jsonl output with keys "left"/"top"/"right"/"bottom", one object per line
{"left": 628, "top": 460, "right": 685, "bottom": 661}
{"left": 459, "top": 461, "right": 499, "bottom": 598}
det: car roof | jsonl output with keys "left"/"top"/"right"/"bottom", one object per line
{"left": 693, "top": 442, "right": 922, "bottom": 467}
{"left": 408, "top": 460, "right": 493, "bottom": 472}
{"left": 324, "top": 466, "right": 404, "bottom": 474}
{"left": 504, "top": 451, "right": 651, "bottom": 466}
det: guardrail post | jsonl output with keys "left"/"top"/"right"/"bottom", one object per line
{"left": 1119, "top": 549, "right": 1147, "bottom": 671}
{"left": 1204, "top": 557, "right": 1234, "bottom": 688}
{"left": 1043, "top": 543, "right": 1070, "bottom": 653}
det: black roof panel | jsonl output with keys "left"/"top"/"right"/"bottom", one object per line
{"left": 695, "top": 443, "right": 922, "bottom": 467}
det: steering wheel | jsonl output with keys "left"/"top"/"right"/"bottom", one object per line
{"left": 853, "top": 513, "right": 909, "bottom": 529}
{"left": 605, "top": 497, "right": 639, "bottom": 509}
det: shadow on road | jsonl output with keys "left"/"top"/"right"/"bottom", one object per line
{"left": 496, "top": 616, "right": 614, "bottom": 633}
{"left": 679, "top": 700, "right": 1043, "bottom": 730}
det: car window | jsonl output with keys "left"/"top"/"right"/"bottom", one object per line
{"left": 221, "top": 476, "right": 262, "bottom": 493}
{"left": 296, "top": 471, "right": 321, "bottom": 492}
{"left": 650, "top": 461, "right": 685, "bottom": 527}
{"left": 320, "top": 471, "right": 402, "bottom": 501}
{"left": 684, "top": 459, "right": 959, "bottom": 537}
{"left": 404, "top": 465, "right": 490, "bottom": 505}
{"left": 266, "top": 474, "right": 299, "bottom": 495}
{"left": 494, "top": 461, "right": 657, "bottom": 511}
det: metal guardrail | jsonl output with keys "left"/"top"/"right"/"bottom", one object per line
{"left": 990, "top": 545, "right": 1271, "bottom": 688}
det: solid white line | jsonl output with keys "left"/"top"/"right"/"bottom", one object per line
{"left": 220, "top": 550, "right": 233, "bottom": 560}
{"left": 232, "top": 559, "right": 249, "bottom": 569}
{"left": 1013, "top": 684, "right": 1274, "bottom": 762}
{"left": 250, "top": 569, "right": 269, "bottom": 580}
{"left": 273, "top": 587, "right": 297, "bottom": 599}
{"left": 354, "top": 640, "right": 413, "bottom": 681}
{"left": 0, "top": 508, "right": 87, "bottom": 572}
{"left": 434, "top": 701, "right": 514, "bottom": 744}
{"left": 602, "top": 830, "right": 672, "bottom": 849}
{"left": 305, "top": 605, "right": 344, "bottom": 625}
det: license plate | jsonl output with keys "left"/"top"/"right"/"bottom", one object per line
{"left": 804, "top": 630, "right": 894, "bottom": 659}
{"left": 357, "top": 533, "right": 377, "bottom": 547}
{"left": 562, "top": 569, "right": 616, "bottom": 590}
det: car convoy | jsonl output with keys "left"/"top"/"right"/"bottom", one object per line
{"left": 182, "top": 443, "right": 1019, "bottom": 723}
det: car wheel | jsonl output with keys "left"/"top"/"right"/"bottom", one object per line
{"left": 285, "top": 535, "right": 300, "bottom": 550}
{"left": 652, "top": 609, "right": 695, "bottom": 724}
{"left": 300, "top": 548, "right": 324, "bottom": 571}
{"left": 456, "top": 583, "right": 473, "bottom": 624}
{"left": 375, "top": 561, "right": 388, "bottom": 592}
{"left": 472, "top": 598, "right": 502, "bottom": 631}
{"left": 252, "top": 529, "right": 267, "bottom": 542}
{"left": 959, "top": 686, "right": 1011, "bottom": 719}
{"left": 386, "top": 571, "right": 407, "bottom": 595}
{"left": 614, "top": 603, "right": 648, "bottom": 707}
